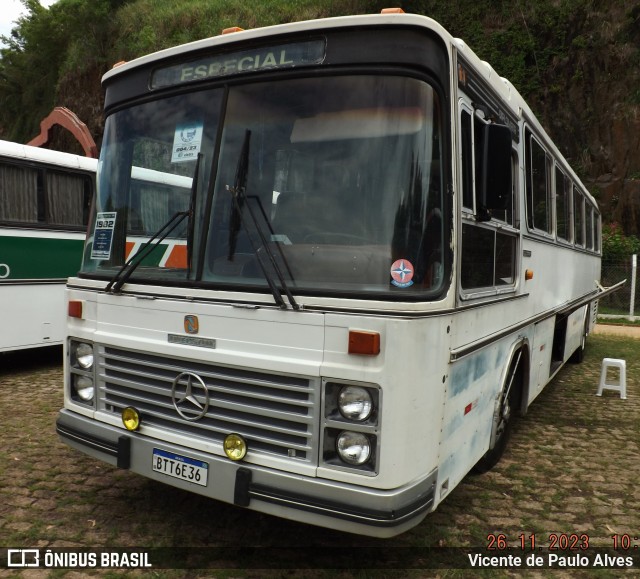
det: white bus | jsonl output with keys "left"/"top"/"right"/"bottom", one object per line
{"left": 0, "top": 140, "right": 96, "bottom": 352}
{"left": 57, "top": 9, "right": 618, "bottom": 537}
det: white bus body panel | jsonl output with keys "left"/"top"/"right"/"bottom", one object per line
{"left": 0, "top": 283, "right": 64, "bottom": 351}
{"left": 65, "top": 282, "right": 452, "bottom": 490}
{"left": 0, "top": 230, "right": 86, "bottom": 352}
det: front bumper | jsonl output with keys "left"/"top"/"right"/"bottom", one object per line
{"left": 56, "top": 409, "right": 436, "bottom": 537}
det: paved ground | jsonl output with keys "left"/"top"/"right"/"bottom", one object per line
{"left": 0, "top": 327, "right": 638, "bottom": 577}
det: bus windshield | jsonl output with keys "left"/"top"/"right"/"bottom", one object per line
{"left": 82, "top": 74, "right": 445, "bottom": 299}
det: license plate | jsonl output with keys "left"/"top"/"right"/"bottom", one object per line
{"left": 152, "top": 448, "right": 208, "bottom": 486}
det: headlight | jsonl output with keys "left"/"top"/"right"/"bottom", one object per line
{"left": 338, "top": 386, "right": 373, "bottom": 421}
{"left": 336, "top": 431, "right": 371, "bottom": 465}
{"left": 67, "top": 339, "right": 96, "bottom": 408}
{"left": 322, "top": 381, "right": 378, "bottom": 473}
{"left": 73, "top": 375, "right": 95, "bottom": 402}
{"left": 74, "top": 342, "right": 94, "bottom": 370}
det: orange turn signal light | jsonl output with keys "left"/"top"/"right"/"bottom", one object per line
{"left": 525, "top": 269, "right": 534, "bottom": 281}
{"left": 348, "top": 330, "right": 381, "bottom": 356}
{"left": 68, "top": 300, "right": 83, "bottom": 319}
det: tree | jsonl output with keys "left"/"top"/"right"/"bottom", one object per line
{"left": 0, "top": 0, "right": 64, "bottom": 141}
{"left": 602, "top": 222, "right": 640, "bottom": 261}
{"left": 0, "top": 0, "right": 128, "bottom": 144}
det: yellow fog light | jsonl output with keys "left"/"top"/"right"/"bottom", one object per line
{"left": 223, "top": 433, "right": 247, "bottom": 461}
{"left": 122, "top": 407, "right": 140, "bottom": 431}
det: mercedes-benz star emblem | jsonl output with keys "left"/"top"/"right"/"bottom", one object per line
{"left": 171, "top": 372, "right": 209, "bottom": 421}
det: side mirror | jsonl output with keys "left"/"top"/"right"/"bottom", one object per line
{"left": 476, "top": 123, "right": 512, "bottom": 216}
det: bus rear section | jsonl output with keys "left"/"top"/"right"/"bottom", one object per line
{"left": 0, "top": 140, "right": 95, "bottom": 352}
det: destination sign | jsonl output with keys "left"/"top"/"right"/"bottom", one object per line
{"left": 151, "top": 39, "right": 326, "bottom": 89}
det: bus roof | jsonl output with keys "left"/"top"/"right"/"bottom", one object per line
{"left": 102, "top": 12, "right": 450, "bottom": 83}
{"left": 0, "top": 139, "right": 97, "bottom": 172}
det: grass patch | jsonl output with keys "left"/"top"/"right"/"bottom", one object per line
{"left": 597, "top": 316, "right": 640, "bottom": 326}
{"left": 587, "top": 333, "right": 640, "bottom": 361}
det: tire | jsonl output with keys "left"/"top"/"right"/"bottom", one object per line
{"left": 473, "top": 355, "right": 522, "bottom": 474}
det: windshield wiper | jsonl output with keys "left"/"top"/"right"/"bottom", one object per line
{"left": 105, "top": 210, "right": 188, "bottom": 293}
{"left": 106, "top": 155, "right": 201, "bottom": 294}
{"left": 227, "top": 129, "right": 299, "bottom": 310}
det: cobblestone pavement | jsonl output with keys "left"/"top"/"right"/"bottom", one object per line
{"left": 0, "top": 330, "right": 638, "bottom": 578}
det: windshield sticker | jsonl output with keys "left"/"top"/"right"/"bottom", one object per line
{"left": 91, "top": 212, "right": 117, "bottom": 260}
{"left": 171, "top": 122, "right": 203, "bottom": 163}
{"left": 390, "top": 259, "right": 415, "bottom": 288}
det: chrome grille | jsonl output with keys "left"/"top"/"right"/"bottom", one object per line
{"left": 98, "top": 346, "right": 318, "bottom": 462}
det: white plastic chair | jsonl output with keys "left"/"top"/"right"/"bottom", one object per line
{"left": 596, "top": 358, "right": 627, "bottom": 399}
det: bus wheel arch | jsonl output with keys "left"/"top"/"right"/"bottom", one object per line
{"left": 473, "top": 341, "right": 528, "bottom": 474}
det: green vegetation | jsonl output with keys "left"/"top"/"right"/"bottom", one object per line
{"left": 0, "top": 0, "right": 388, "bottom": 143}
{"left": 597, "top": 316, "right": 640, "bottom": 326}
{"left": 0, "top": 0, "right": 125, "bottom": 144}
{"left": 1, "top": 0, "right": 640, "bottom": 235}
{"left": 602, "top": 222, "right": 640, "bottom": 260}
{"left": 110, "top": 0, "right": 385, "bottom": 60}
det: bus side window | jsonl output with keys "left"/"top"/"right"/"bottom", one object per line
{"left": 585, "top": 203, "right": 594, "bottom": 250}
{"left": 461, "top": 224, "right": 516, "bottom": 290}
{"left": 45, "top": 170, "right": 88, "bottom": 226}
{"left": 460, "top": 104, "right": 517, "bottom": 294}
{"left": 461, "top": 105, "right": 512, "bottom": 222}
{"left": 594, "top": 210, "right": 601, "bottom": 253}
{"left": 474, "top": 119, "right": 512, "bottom": 220}
{"left": 555, "top": 166, "right": 571, "bottom": 242}
{"left": 525, "top": 132, "right": 551, "bottom": 233}
{"left": 0, "top": 162, "right": 38, "bottom": 223}
{"left": 574, "top": 186, "right": 584, "bottom": 247}
{"left": 460, "top": 109, "right": 474, "bottom": 211}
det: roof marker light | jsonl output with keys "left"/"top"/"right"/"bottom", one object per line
{"left": 381, "top": 8, "right": 405, "bottom": 14}
{"left": 222, "top": 26, "right": 245, "bottom": 34}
